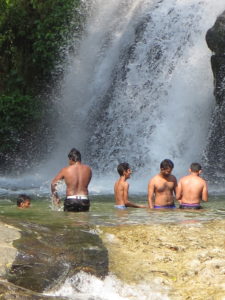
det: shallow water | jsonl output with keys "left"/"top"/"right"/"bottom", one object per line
{"left": 0, "top": 194, "right": 224, "bottom": 226}
{"left": 0, "top": 195, "right": 224, "bottom": 299}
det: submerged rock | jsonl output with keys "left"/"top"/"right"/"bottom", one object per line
{"left": 0, "top": 219, "right": 108, "bottom": 299}
{"left": 0, "top": 280, "right": 66, "bottom": 299}
{"left": 3, "top": 221, "right": 108, "bottom": 294}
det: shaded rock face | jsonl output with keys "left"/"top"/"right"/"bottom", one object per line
{"left": 204, "top": 11, "right": 225, "bottom": 180}
{"left": 206, "top": 11, "right": 225, "bottom": 104}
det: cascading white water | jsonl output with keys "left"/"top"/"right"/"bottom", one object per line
{"left": 51, "top": 0, "right": 225, "bottom": 193}
{"left": 0, "top": 0, "right": 225, "bottom": 195}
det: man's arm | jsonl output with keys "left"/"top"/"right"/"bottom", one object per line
{"left": 147, "top": 179, "right": 155, "bottom": 209}
{"left": 124, "top": 182, "right": 146, "bottom": 208}
{"left": 173, "top": 177, "right": 178, "bottom": 196}
{"left": 202, "top": 181, "right": 208, "bottom": 202}
{"left": 51, "top": 168, "right": 64, "bottom": 205}
{"left": 176, "top": 180, "right": 182, "bottom": 203}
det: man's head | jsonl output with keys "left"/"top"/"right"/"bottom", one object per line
{"left": 17, "top": 194, "right": 31, "bottom": 208}
{"left": 160, "top": 159, "right": 174, "bottom": 176}
{"left": 117, "top": 162, "right": 132, "bottom": 178}
{"left": 68, "top": 148, "right": 81, "bottom": 162}
{"left": 190, "top": 162, "right": 202, "bottom": 174}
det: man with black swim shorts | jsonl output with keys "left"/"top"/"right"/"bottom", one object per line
{"left": 51, "top": 148, "right": 92, "bottom": 212}
{"left": 176, "top": 162, "right": 208, "bottom": 209}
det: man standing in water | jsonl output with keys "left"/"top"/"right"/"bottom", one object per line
{"left": 148, "top": 159, "right": 177, "bottom": 209}
{"left": 51, "top": 148, "right": 92, "bottom": 212}
{"left": 176, "top": 162, "right": 208, "bottom": 209}
{"left": 114, "top": 162, "right": 146, "bottom": 209}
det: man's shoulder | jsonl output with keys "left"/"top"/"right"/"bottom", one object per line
{"left": 150, "top": 174, "right": 160, "bottom": 181}
{"left": 81, "top": 163, "right": 92, "bottom": 170}
{"left": 169, "top": 174, "right": 177, "bottom": 181}
{"left": 179, "top": 175, "right": 188, "bottom": 182}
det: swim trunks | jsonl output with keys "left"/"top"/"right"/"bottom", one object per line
{"left": 154, "top": 204, "right": 176, "bottom": 209}
{"left": 64, "top": 195, "right": 90, "bottom": 212}
{"left": 179, "top": 203, "right": 202, "bottom": 209}
{"left": 114, "top": 205, "right": 127, "bottom": 210}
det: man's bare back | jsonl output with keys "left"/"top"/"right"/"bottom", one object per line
{"left": 52, "top": 163, "right": 92, "bottom": 197}
{"left": 114, "top": 178, "right": 129, "bottom": 206}
{"left": 148, "top": 159, "right": 177, "bottom": 209}
{"left": 176, "top": 163, "right": 208, "bottom": 207}
{"left": 51, "top": 148, "right": 92, "bottom": 212}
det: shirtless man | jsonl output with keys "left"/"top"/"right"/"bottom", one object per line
{"left": 51, "top": 148, "right": 92, "bottom": 212}
{"left": 114, "top": 162, "right": 146, "bottom": 209}
{"left": 176, "top": 162, "right": 208, "bottom": 209}
{"left": 148, "top": 159, "right": 177, "bottom": 209}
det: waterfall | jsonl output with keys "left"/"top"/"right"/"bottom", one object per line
{"left": 50, "top": 0, "right": 224, "bottom": 193}
{"left": 1, "top": 0, "right": 225, "bottom": 194}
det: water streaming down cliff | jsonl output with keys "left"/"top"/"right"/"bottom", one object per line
{"left": 49, "top": 0, "right": 225, "bottom": 193}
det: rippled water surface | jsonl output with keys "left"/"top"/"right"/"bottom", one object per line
{"left": 0, "top": 194, "right": 224, "bottom": 226}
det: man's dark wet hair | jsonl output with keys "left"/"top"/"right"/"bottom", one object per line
{"left": 17, "top": 194, "right": 31, "bottom": 207}
{"left": 160, "top": 159, "right": 174, "bottom": 170}
{"left": 190, "top": 162, "right": 202, "bottom": 172}
{"left": 117, "top": 162, "right": 130, "bottom": 176}
{"left": 68, "top": 148, "right": 81, "bottom": 162}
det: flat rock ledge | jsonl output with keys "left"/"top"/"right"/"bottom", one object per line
{"left": 100, "top": 219, "right": 225, "bottom": 300}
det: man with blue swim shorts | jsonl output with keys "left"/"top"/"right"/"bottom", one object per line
{"left": 114, "top": 163, "right": 146, "bottom": 209}
{"left": 148, "top": 159, "right": 178, "bottom": 209}
{"left": 176, "top": 162, "right": 208, "bottom": 209}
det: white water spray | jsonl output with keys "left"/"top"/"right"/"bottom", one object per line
{"left": 46, "top": 271, "right": 170, "bottom": 300}
{"left": 53, "top": 0, "right": 225, "bottom": 193}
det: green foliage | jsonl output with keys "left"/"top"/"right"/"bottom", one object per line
{"left": 0, "top": 0, "right": 82, "bottom": 167}
{"left": 0, "top": 0, "right": 81, "bottom": 94}
{"left": 0, "top": 93, "right": 41, "bottom": 153}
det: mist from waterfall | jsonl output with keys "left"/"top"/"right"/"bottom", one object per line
{"left": 1, "top": 0, "right": 225, "bottom": 195}
{"left": 49, "top": 0, "right": 224, "bottom": 193}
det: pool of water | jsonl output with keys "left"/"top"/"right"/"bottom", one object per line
{"left": 0, "top": 194, "right": 224, "bottom": 227}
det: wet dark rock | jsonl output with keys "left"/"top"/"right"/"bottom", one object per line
{"left": 5, "top": 222, "right": 108, "bottom": 294}
{"left": 204, "top": 11, "right": 225, "bottom": 179}
{"left": 0, "top": 280, "right": 65, "bottom": 299}
{"left": 206, "top": 11, "right": 225, "bottom": 105}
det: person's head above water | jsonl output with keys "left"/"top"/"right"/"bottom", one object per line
{"left": 117, "top": 162, "right": 131, "bottom": 177}
{"left": 160, "top": 159, "right": 174, "bottom": 170}
{"left": 17, "top": 194, "right": 31, "bottom": 208}
{"left": 68, "top": 148, "right": 81, "bottom": 162}
{"left": 190, "top": 162, "right": 202, "bottom": 173}
{"left": 160, "top": 159, "right": 174, "bottom": 177}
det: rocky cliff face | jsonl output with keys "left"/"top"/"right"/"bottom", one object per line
{"left": 206, "top": 11, "right": 225, "bottom": 105}
{"left": 203, "top": 11, "right": 225, "bottom": 182}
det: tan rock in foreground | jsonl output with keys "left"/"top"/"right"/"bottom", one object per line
{"left": 0, "top": 222, "right": 20, "bottom": 277}
{"left": 100, "top": 219, "right": 225, "bottom": 300}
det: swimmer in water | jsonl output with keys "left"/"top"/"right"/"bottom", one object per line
{"left": 148, "top": 159, "right": 177, "bottom": 209}
{"left": 114, "top": 162, "right": 146, "bottom": 209}
{"left": 176, "top": 162, "right": 208, "bottom": 209}
{"left": 17, "top": 194, "right": 31, "bottom": 208}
